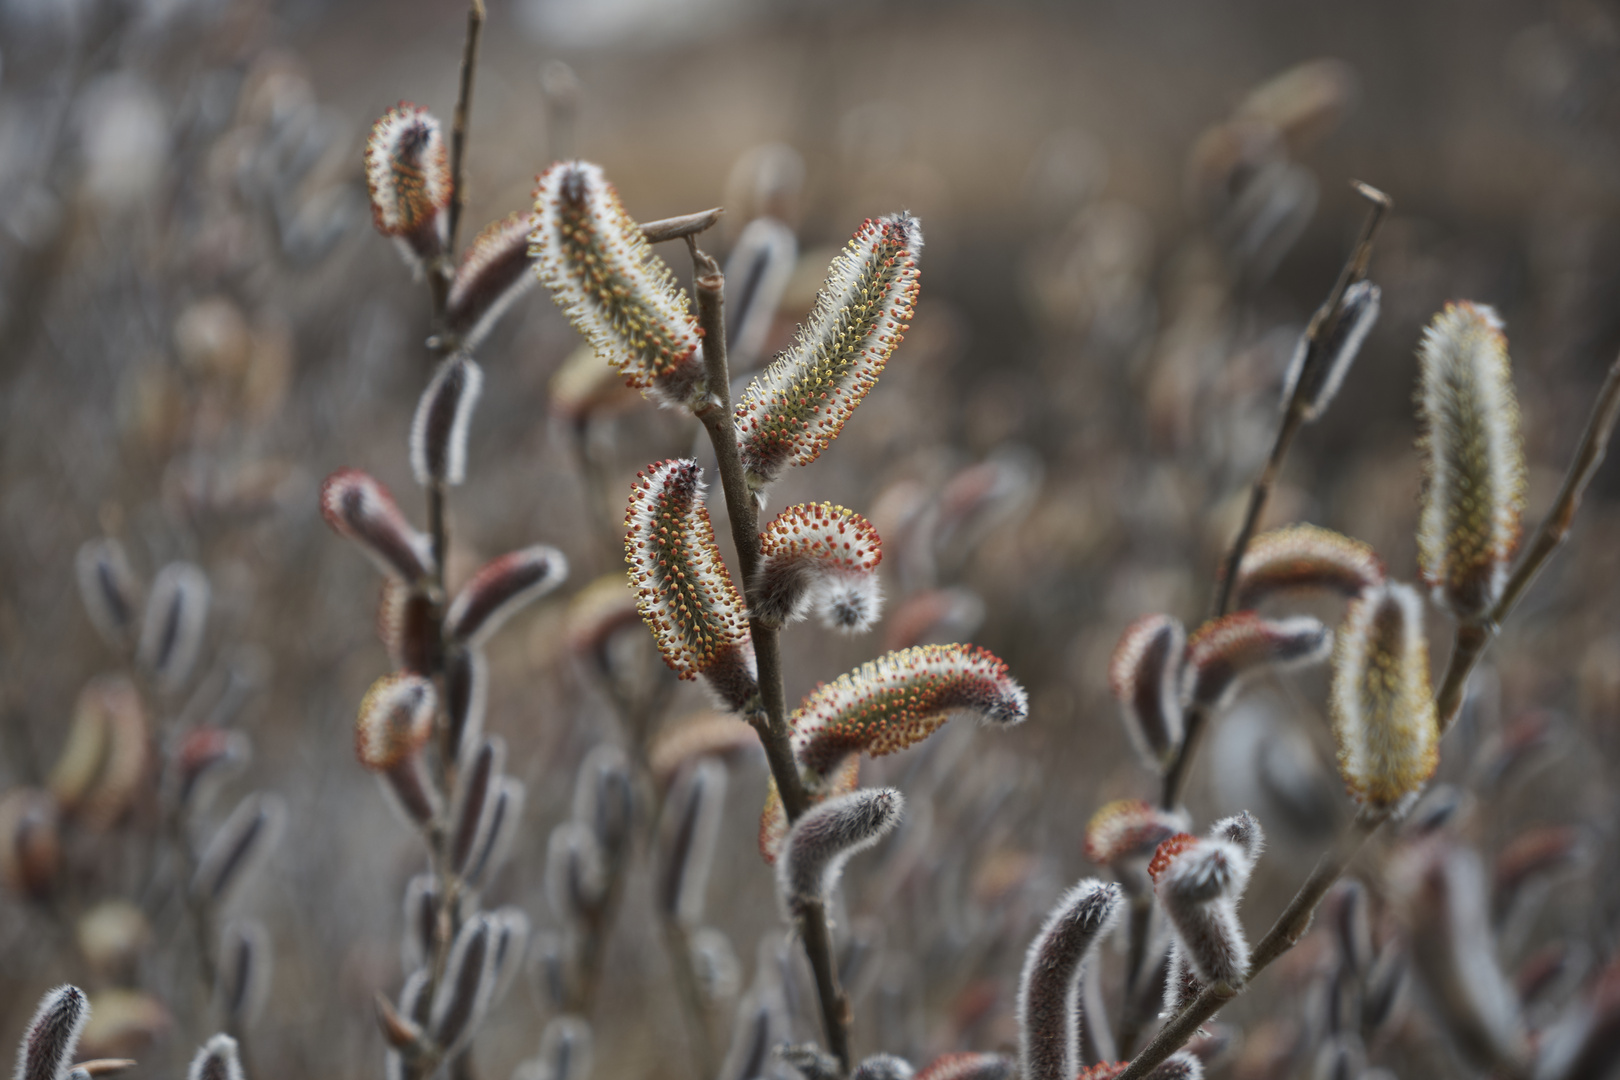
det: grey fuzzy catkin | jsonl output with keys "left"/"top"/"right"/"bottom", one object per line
{"left": 775, "top": 788, "right": 904, "bottom": 919}
{"left": 1015, "top": 879, "right": 1123, "bottom": 1080}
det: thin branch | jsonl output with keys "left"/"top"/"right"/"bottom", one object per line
{"left": 685, "top": 240, "right": 851, "bottom": 1069}
{"left": 1434, "top": 349, "right": 1620, "bottom": 730}
{"left": 1115, "top": 814, "right": 1384, "bottom": 1080}
{"left": 446, "top": 0, "right": 486, "bottom": 258}
{"left": 1160, "top": 182, "right": 1391, "bottom": 811}
{"left": 642, "top": 208, "right": 724, "bottom": 244}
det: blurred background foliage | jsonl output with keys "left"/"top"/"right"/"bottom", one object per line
{"left": 3, "top": 0, "right": 1620, "bottom": 1078}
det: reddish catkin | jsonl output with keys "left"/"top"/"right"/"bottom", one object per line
{"left": 1415, "top": 301, "right": 1526, "bottom": 617}
{"left": 1231, "top": 523, "right": 1385, "bottom": 609}
{"left": 734, "top": 213, "right": 923, "bottom": 491}
{"left": 1182, "top": 612, "right": 1331, "bottom": 710}
{"left": 753, "top": 502, "right": 884, "bottom": 632}
{"left": 447, "top": 211, "right": 541, "bottom": 350}
{"left": 530, "top": 161, "right": 705, "bottom": 409}
{"left": 320, "top": 469, "right": 436, "bottom": 584}
{"left": 789, "top": 644, "right": 1027, "bottom": 777}
{"left": 623, "top": 460, "right": 751, "bottom": 680}
{"left": 1083, "top": 799, "right": 1186, "bottom": 866}
{"left": 1108, "top": 614, "right": 1187, "bottom": 770}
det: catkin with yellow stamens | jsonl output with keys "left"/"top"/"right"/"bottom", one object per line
{"left": 1329, "top": 581, "right": 1439, "bottom": 811}
{"left": 1415, "top": 302, "right": 1526, "bottom": 617}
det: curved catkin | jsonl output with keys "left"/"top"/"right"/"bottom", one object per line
{"left": 446, "top": 211, "right": 541, "bottom": 350}
{"left": 320, "top": 469, "right": 436, "bottom": 584}
{"left": 1330, "top": 582, "right": 1439, "bottom": 811}
{"left": 1108, "top": 615, "right": 1187, "bottom": 770}
{"left": 658, "top": 758, "right": 728, "bottom": 927}
{"left": 1150, "top": 836, "right": 1253, "bottom": 989}
{"left": 734, "top": 214, "right": 923, "bottom": 491}
{"left": 1415, "top": 302, "right": 1526, "bottom": 617}
{"left": 1183, "top": 612, "right": 1332, "bottom": 710}
{"left": 775, "top": 787, "right": 903, "bottom": 919}
{"left": 1083, "top": 799, "right": 1186, "bottom": 867}
{"left": 723, "top": 216, "right": 798, "bottom": 368}
{"left": 75, "top": 538, "right": 142, "bottom": 649}
{"left": 624, "top": 460, "right": 751, "bottom": 680}
{"left": 530, "top": 161, "right": 705, "bottom": 409}
{"left": 789, "top": 644, "right": 1027, "bottom": 778}
{"left": 444, "top": 545, "right": 569, "bottom": 647}
{"left": 364, "top": 103, "right": 450, "bottom": 261}
{"left": 410, "top": 354, "right": 482, "bottom": 487}
{"left": 136, "top": 561, "right": 210, "bottom": 692}
{"left": 15, "top": 984, "right": 89, "bottom": 1080}
{"left": 914, "top": 1052, "right": 1016, "bottom": 1080}
{"left": 1233, "top": 524, "right": 1385, "bottom": 609}
{"left": 1016, "top": 879, "right": 1124, "bottom": 1080}
{"left": 753, "top": 502, "right": 883, "bottom": 631}
{"left": 1282, "top": 279, "right": 1381, "bottom": 421}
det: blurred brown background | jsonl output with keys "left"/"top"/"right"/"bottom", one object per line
{"left": 3, "top": 0, "right": 1619, "bottom": 1077}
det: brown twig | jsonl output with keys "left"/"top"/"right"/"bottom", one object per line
{"left": 642, "top": 208, "right": 724, "bottom": 244}
{"left": 446, "top": 0, "right": 485, "bottom": 258}
{"left": 1434, "top": 350, "right": 1620, "bottom": 731}
{"left": 1160, "top": 182, "right": 1391, "bottom": 812}
{"left": 684, "top": 240, "right": 851, "bottom": 1068}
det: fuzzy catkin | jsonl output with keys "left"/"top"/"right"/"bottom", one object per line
{"left": 775, "top": 788, "right": 903, "bottom": 919}
{"left": 1415, "top": 302, "right": 1525, "bottom": 617}
{"left": 1016, "top": 880, "right": 1124, "bottom": 1080}
{"left": 1329, "top": 581, "right": 1439, "bottom": 810}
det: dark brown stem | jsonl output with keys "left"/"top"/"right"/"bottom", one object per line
{"left": 686, "top": 240, "right": 849, "bottom": 1068}
{"left": 446, "top": 0, "right": 485, "bottom": 257}
{"left": 1434, "top": 350, "right": 1620, "bottom": 731}
{"left": 1115, "top": 815, "right": 1383, "bottom": 1080}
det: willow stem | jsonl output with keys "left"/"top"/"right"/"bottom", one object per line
{"left": 685, "top": 240, "right": 851, "bottom": 1069}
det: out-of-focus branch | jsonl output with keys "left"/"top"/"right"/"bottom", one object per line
{"left": 446, "top": 0, "right": 486, "bottom": 258}
{"left": 1434, "top": 350, "right": 1620, "bottom": 731}
{"left": 1161, "top": 182, "right": 1391, "bottom": 812}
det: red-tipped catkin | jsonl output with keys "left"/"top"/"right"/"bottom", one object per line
{"left": 186, "top": 1033, "right": 244, "bottom": 1080}
{"left": 1084, "top": 799, "right": 1186, "bottom": 867}
{"left": 364, "top": 103, "right": 450, "bottom": 264}
{"left": 789, "top": 644, "right": 1027, "bottom": 777}
{"left": 1108, "top": 615, "right": 1187, "bottom": 770}
{"left": 776, "top": 787, "right": 903, "bottom": 920}
{"left": 1282, "top": 279, "right": 1380, "bottom": 422}
{"left": 137, "top": 561, "right": 210, "bottom": 692}
{"left": 914, "top": 1052, "right": 1016, "bottom": 1080}
{"left": 1232, "top": 524, "right": 1385, "bottom": 610}
{"left": 1329, "top": 582, "right": 1438, "bottom": 811}
{"left": 624, "top": 460, "right": 751, "bottom": 679}
{"left": 531, "top": 161, "right": 705, "bottom": 409}
{"left": 75, "top": 538, "right": 141, "bottom": 650}
{"left": 1416, "top": 302, "right": 1526, "bottom": 617}
{"left": 1183, "top": 612, "right": 1332, "bottom": 710}
{"left": 1151, "top": 830, "right": 1258, "bottom": 989}
{"left": 754, "top": 502, "right": 883, "bottom": 632}
{"left": 1016, "top": 879, "right": 1124, "bottom": 1080}
{"left": 171, "top": 725, "right": 251, "bottom": 809}
{"left": 15, "top": 985, "right": 88, "bottom": 1080}
{"left": 410, "top": 355, "right": 482, "bottom": 487}
{"left": 191, "top": 792, "right": 286, "bottom": 903}
{"left": 659, "top": 757, "right": 728, "bottom": 928}
{"left": 757, "top": 754, "right": 860, "bottom": 865}
{"left": 734, "top": 213, "right": 923, "bottom": 491}
{"left": 320, "top": 469, "right": 435, "bottom": 584}
{"left": 447, "top": 211, "right": 540, "bottom": 350}
{"left": 445, "top": 545, "right": 568, "bottom": 647}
